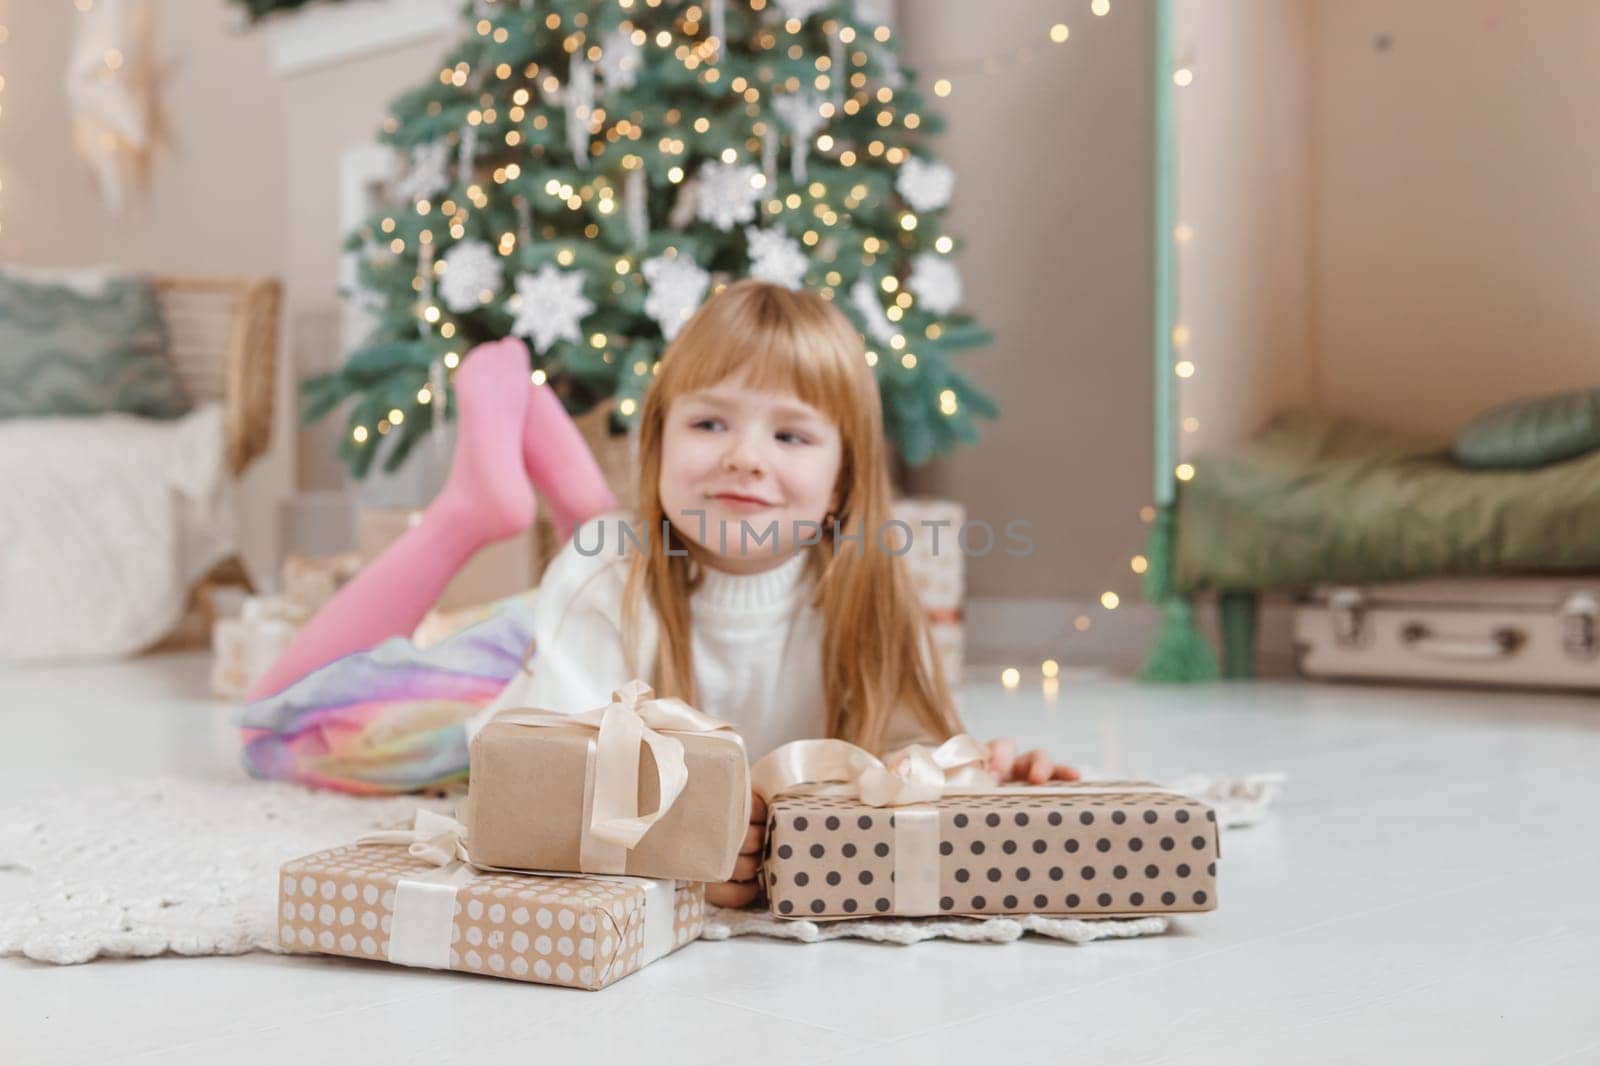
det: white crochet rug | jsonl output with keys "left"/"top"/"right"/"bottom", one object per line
{"left": 0, "top": 773, "right": 1283, "bottom": 965}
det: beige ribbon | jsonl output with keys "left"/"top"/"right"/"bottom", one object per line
{"left": 751, "top": 733, "right": 996, "bottom": 807}
{"left": 751, "top": 735, "right": 1185, "bottom": 916}
{"left": 489, "top": 679, "right": 748, "bottom": 874}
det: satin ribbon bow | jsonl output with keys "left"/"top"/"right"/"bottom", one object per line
{"left": 355, "top": 808, "right": 470, "bottom": 867}
{"left": 751, "top": 733, "right": 998, "bottom": 807}
{"left": 490, "top": 679, "right": 747, "bottom": 871}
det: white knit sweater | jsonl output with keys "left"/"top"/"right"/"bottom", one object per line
{"left": 469, "top": 511, "right": 931, "bottom": 758}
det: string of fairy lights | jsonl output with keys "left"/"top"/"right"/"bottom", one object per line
{"left": 0, "top": 15, "right": 8, "bottom": 241}
{"left": 350, "top": 1, "right": 1111, "bottom": 448}
{"left": 998, "top": 40, "right": 1198, "bottom": 694}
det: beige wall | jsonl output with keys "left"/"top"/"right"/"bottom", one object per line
{"left": 0, "top": 0, "right": 291, "bottom": 580}
{"left": 1172, "top": 0, "right": 1317, "bottom": 457}
{"left": 1171, "top": 0, "right": 1598, "bottom": 450}
{"left": 901, "top": 1, "right": 1156, "bottom": 602}
{"left": 1312, "top": 0, "right": 1600, "bottom": 435}
{"left": 0, "top": 3, "right": 286, "bottom": 273}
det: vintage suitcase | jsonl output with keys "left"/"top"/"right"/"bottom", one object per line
{"left": 1294, "top": 578, "right": 1600, "bottom": 691}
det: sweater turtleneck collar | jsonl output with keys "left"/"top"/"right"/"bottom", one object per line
{"left": 692, "top": 547, "right": 812, "bottom": 613}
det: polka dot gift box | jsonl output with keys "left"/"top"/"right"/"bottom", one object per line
{"left": 276, "top": 810, "right": 706, "bottom": 991}
{"left": 753, "top": 737, "right": 1219, "bottom": 921}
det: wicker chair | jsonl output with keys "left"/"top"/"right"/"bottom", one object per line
{"left": 150, "top": 275, "right": 282, "bottom": 601}
{"left": 150, "top": 274, "right": 282, "bottom": 476}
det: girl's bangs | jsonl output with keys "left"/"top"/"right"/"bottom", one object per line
{"left": 666, "top": 284, "right": 858, "bottom": 422}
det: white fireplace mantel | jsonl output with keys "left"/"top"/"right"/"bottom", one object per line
{"left": 263, "top": 0, "right": 463, "bottom": 78}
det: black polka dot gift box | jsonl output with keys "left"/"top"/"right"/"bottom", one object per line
{"left": 751, "top": 738, "right": 1219, "bottom": 920}
{"left": 277, "top": 810, "right": 706, "bottom": 990}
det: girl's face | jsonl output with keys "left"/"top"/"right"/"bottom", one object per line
{"left": 659, "top": 371, "right": 843, "bottom": 575}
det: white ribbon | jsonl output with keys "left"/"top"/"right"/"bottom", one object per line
{"left": 489, "top": 680, "right": 748, "bottom": 875}
{"left": 355, "top": 810, "right": 474, "bottom": 968}
{"left": 355, "top": 808, "right": 471, "bottom": 866}
{"left": 356, "top": 809, "right": 678, "bottom": 972}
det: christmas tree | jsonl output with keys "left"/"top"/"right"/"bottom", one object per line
{"left": 306, "top": 0, "right": 998, "bottom": 478}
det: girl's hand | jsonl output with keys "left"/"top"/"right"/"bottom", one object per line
{"left": 987, "top": 737, "right": 1081, "bottom": 785}
{"left": 704, "top": 791, "right": 766, "bottom": 909}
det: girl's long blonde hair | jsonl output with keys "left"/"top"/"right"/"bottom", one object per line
{"left": 622, "top": 279, "right": 961, "bottom": 754}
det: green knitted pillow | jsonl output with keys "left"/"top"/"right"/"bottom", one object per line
{"left": 0, "top": 273, "right": 191, "bottom": 419}
{"left": 1455, "top": 388, "right": 1600, "bottom": 470}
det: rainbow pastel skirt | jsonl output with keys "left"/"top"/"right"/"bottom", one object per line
{"left": 237, "top": 600, "right": 535, "bottom": 795}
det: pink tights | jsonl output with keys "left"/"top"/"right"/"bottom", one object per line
{"left": 246, "top": 337, "right": 617, "bottom": 701}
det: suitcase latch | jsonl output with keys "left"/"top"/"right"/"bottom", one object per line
{"left": 1562, "top": 591, "right": 1599, "bottom": 660}
{"left": 1329, "top": 587, "right": 1368, "bottom": 649}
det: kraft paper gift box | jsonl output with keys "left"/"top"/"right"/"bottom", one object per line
{"left": 281, "top": 552, "right": 363, "bottom": 615}
{"left": 891, "top": 498, "right": 966, "bottom": 685}
{"left": 464, "top": 679, "right": 751, "bottom": 882}
{"left": 277, "top": 809, "right": 706, "bottom": 991}
{"left": 209, "top": 595, "right": 306, "bottom": 700}
{"left": 754, "top": 736, "right": 1219, "bottom": 920}
{"left": 891, "top": 497, "right": 965, "bottom": 613}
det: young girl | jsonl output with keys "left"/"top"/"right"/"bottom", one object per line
{"left": 242, "top": 279, "right": 1076, "bottom": 907}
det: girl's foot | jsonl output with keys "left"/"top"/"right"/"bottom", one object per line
{"left": 522, "top": 378, "right": 620, "bottom": 542}
{"left": 433, "top": 338, "right": 537, "bottom": 543}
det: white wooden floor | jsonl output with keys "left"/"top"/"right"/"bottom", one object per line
{"left": 3, "top": 650, "right": 1598, "bottom": 1065}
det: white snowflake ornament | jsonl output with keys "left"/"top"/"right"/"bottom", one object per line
{"left": 909, "top": 253, "right": 963, "bottom": 315}
{"left": 850, "top": 276, "right": 897, "bottom": 345}
{"left": 875, "top": 44, "right": 906, "bottom": 90}
{"left": 695, "top": 161, "right": 762, "bottom": 232}
{"left": 643, "top": 254, "right": 711, "bottom": 341}
{"left": 745, "top": 226, "right": 809, "bottom": 290}
{"left": 598, "top": 27, "right": 643, "bottom": 90}
{"left": 437, "top": 240, "right": 503, "bottom": 313}
{"left": 394, "top": 140, "right": 452, "bottom": 203}
{"left": 510, "top": 263, "right": 595, "bottom": 354}
{"left": 897, "top": 156, "right": 955, "bottom": 213}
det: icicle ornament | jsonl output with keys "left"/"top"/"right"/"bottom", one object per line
{"left": 625, "top": 166, "right": 649, "bottom": 247}
{"left": 710, "top": 0, "right": 727, "bottom": 60}
{"left": 773, "top": 92, "right": 826, "bottom": 184}
{"left": 456, "top": 124, "right": 478, "bottom": 188}
{"left": 565, "top": 57, "right": 595, "bottom": 168}
{"left": 761, "top": 125, "right": 779, "bottom": 190}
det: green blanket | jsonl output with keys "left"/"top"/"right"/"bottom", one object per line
{"left": 1175, "top": 409, "right": 1600, "bottom": 594}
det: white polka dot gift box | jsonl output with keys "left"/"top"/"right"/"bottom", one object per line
{"left": 276, "top": 810, "right": 706, "bottom": 991}
{"left": 752, "top": 736, "right": 1219, "bottom": 921}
